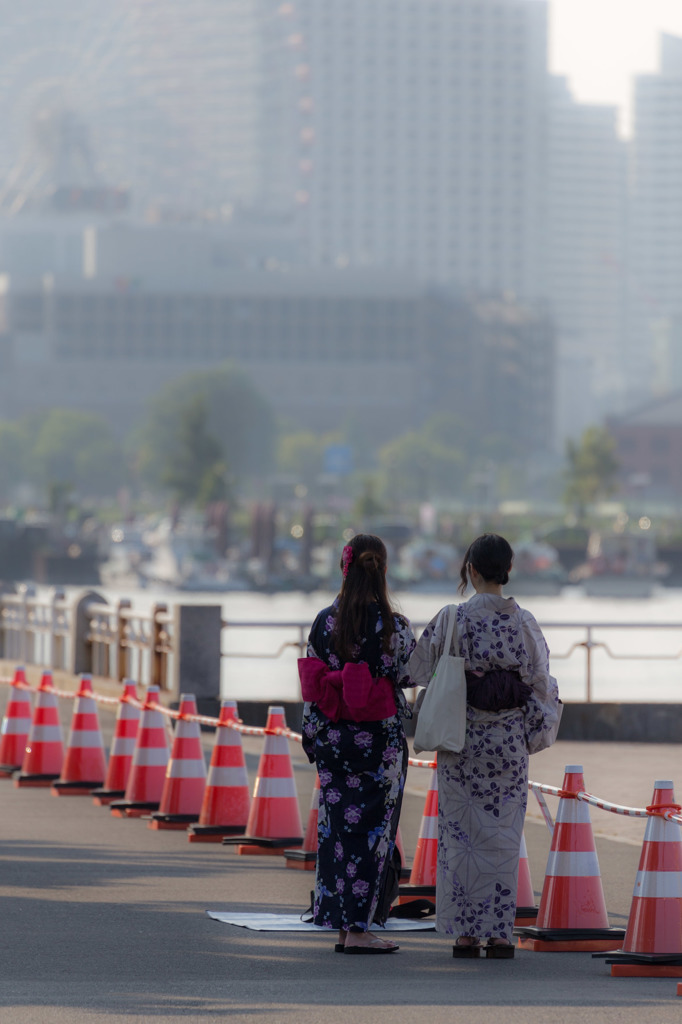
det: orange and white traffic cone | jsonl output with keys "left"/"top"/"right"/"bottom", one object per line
{"left": 149, "top": 694, "right": 207, "bottom": 830}
{"left": 14, "top": 671, "right": 64, "bottom": 788}
{"left": 92, "top": 680, "right": 141, "bottom": 805}
{"left": 52, "top": 675, "right": 107, "bottom": 795}
{"left": 398, "top": 765, "right": 437, "bottom": 904}
{"left": 517, "top": 765, "right": 624, "bottom": 952}
{"left": 225, "top": 705, "right": 303, "bottom": 856}
{"left": 285, "top": 772, "right": 320, "bottom": 869}
{"left": 515, "top": 831, "right": 538, "bottom": 925}
{"left": 188, "top": 700, "right": 250, "bottom": 842}
{"left": 0, "top": 666, "right": 32, "bottom": 777}
{"left": 597, "top": 780, "right": 682, "bottom": 977}
{"left": 110, "top": 685, "right": 169, "bottom": 818}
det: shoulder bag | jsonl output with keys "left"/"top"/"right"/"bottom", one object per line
{"left": 413, "top": 605, "right": 467, "bottom": 755}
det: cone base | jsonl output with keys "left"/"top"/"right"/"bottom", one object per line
{"left": 149, "top": 813, "right": 199, "bottom": 830}
{"left": 236, "top": 840, "right": 302, "bottom": 856}
{"left": 398, "top": 884, "right": 435, "bottom": 905}
{"left": 188, "top": 824, "right": 247, "bottom": 842}
{"left": 284, "top": 848, "right": 317, "bottom": 869}
{"left": 223, "top": 834, "right": 302, "bottom": 848}
{"left": 284, "top": 858, "right": 316, "bottom": 871}
{"left": 677, "top": 982, "right": 682, "bottom": 995}
{"left": 612, "top": 964, "right": 682, "bottom": 978}
{"left": 14, "top": 773, "right": 60, "bottom": 788}
{"left": 51, "top": 779, "right": 103, "bottom": 796}
{"left": 515, "top": 907, "right": 539, "bottom": 926}
{"left": 91, "top": 788, "right": 125, "bottom": 806}
{"left": 595, "top": 951, "right": 682, "bottom": 965}
{"left": 519, "top": 937, "right": 623, "bottom": 953}
{"left": 110, "top": 800, "right": 160, "bottom": 818}
{"left": 0, "top": 763, "right": 22, "bottom": 777}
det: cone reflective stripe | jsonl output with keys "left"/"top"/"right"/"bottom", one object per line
{"left": 14, "top": 672, "right": 64, "bottom": 787}
{"left": 110, "top": 686, "right": 169, "bottom": 818}
{"left": 150, "top": 694, "right": 207, "bottom": 830}
{"left": 92, "top": 681, "right": 140, "bottom": 805}
{"left": 0, "top": 666, "right": 32, "bottom": 776}
{"left": 518, "top": 766, "right": 624, "bottom": 952}
{"left": 52, "top": 675, "right": 107, "bottom": 795}
{"left": 409, "top": 767, "right": 438, "bottom": 887}
{"left": 599, "top": 781, "right": 682, "bottom": 977}
{"left": 285, "top": 772, "right": 320, "bottom": 869}
{"left": 189, "top": 700, "right": 251, "bottom": 842}
{"left": 232, "top": 706, "right": 303, "bottom": 856}
{"left": 515, "top": 831, "right": 538, "bottom": 925}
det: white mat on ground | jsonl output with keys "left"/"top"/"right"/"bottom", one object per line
{"left": 206, "top": 911, "right": 435, "bottom": 932}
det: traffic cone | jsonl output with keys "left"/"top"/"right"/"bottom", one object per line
{"left": 285, "top": 772, "right": 319, "bottom": 869}
{"left": 223, "top": 705, "right": 303, "bottom": 856}
{"left": 188, "top": 700, "right": 251, "bottom": 842}
{"left": 595, "top": 780, "right": 682, "bottom": 977}
{"left": 517, "top": 765, "right": 625, "bottom": 951}
{"left": 51, "top": 675, "right": 107, "bottom": 795}
{"left": 110, "top": 685, "right": 169, "bottom": 818}
{"left": 0, "top": 666, "right": 33, "bottom": 777}
{"left": 92, "top": 680, "right": 140, "bottom": 805}
{"left": 515, "top": 831, "right": 539, "bottom": 925}
{"left": 14, "top": 671, "right": 64, "bottom": 788}
{"left": 149, "top": 694, "right": 207, "bottom": 829}
{"left": 399, "top": 765, "right": 437, "bottom": 904}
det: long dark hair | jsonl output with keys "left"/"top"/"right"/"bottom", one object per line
{"left": 458, "top": 533, "right": 514, "bottom": 594}
{"left": 331, "top": 534, "right": 398, "bottom": 661}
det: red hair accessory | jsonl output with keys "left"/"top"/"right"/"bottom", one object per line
{"left": 341, "top": 544, "right": 354, "bottom": 578}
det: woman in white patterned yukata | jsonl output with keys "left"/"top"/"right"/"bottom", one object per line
{"left": 409, "top": 533, "right": 561, "bottom": 960}
{"left": 298, "top": 534, "right": 415, "bottom": 954}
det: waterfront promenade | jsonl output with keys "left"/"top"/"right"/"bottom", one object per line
{"left": 1, "top": 685, "right": 681, "bottom": 1023}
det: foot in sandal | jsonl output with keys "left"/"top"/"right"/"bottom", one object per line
{"left": 343, "top": 933, "right": 399, "bottom": 955}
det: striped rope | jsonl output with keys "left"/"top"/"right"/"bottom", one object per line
{"left": 0, "top": 676, "right": 675, "bottom": 811}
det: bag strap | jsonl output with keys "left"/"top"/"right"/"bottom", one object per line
{"left": 443, "top": 604, "right": 457, "bottom": 656}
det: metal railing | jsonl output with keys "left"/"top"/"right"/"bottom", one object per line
{"left": 2, "top": 587, "right": 682, "bottom": 703}
{"left": 85, "top": 598, "right": 172, "bottom": 688}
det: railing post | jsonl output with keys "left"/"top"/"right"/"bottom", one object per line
{"left": 116, "top": 599, "right": 131, "bottom": 682}
{"left": 151, "top": 603, "right": 168, "bottom": 688}
{"left": 71, "top": 590, "right": 106, "bottom": 676}
{"left": 51, "top": 589, "right": 65, "bottom": 669}
{"left": 585, "top": 625, "right": 593, "bottom": 704}
{"left": 18, "top": 584, "right": 35, "bottom": 664}
{"left": 172, "top": 605, "right": 222, "bottom": 715}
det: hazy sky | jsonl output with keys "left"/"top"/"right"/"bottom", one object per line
{"left": 550, "top": 0, "right": 682, "bottom": 131}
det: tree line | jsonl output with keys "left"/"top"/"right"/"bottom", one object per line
{"left": 0, "top": 363, "right": 620, "bottom": 518}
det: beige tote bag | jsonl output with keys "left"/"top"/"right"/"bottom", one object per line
{"left": 413, "top": 605, "right": 467, "bottom": 755}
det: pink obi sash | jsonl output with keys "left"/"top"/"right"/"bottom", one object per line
{"left": 298, "top": 658, "right": 397, "bottom": 723}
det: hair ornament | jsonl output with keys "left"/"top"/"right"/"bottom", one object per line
{"left": 341, "top": 544, "right": 354, "bottom": 578}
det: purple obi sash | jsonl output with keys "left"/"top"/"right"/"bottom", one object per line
{"left": 465, "top": 668, "right": 532, "bottom": 713}
{"left": 298, "top": 658, "right": 397, "bottom": 723}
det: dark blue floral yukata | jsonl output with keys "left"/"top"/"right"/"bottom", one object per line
{"left": 302, "top": 601, "right": 415, "bottom": 931}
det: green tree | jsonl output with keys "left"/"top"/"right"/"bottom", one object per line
{"left": 31, "top": 409, "right": 125, "bottom": 498}
{"left": 161, "top": 395, "right": 230, "bottom": 508}
{"left": 563, "top": 426, "right": 620, "bottom": 518}
{"left": 379, "top": 430, "right": 464, "bottom": 501}
{"left": 135, "top": 365, "right": 275, "bottom": 491}
{"left": 0, "top": 421, "right": 29, "bottom": 499}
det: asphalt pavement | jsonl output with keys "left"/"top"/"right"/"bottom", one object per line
{"left": 1, "top": 684, "right": 681, "bottom": 1024}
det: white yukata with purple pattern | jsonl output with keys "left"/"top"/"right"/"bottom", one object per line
{"left": 409, "top": 593, "right": 561, "bottom": 943}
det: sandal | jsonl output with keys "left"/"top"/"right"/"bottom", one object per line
{"left": 344, "top": 934, "right": 399, "bottom": 955}
{"left": 485, "top": 940, "right": 514, "bottom": 959}
{"left": 452, "top": 937, "right": 481, "bottom": 959}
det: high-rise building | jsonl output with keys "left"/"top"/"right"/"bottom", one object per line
{"left": 548, "top": 77, "right": 628, "bottom": 442}
{"left": 630, "top": 34, "right": 682, "bottom": 400}
{"left": 293, "top": 0, "right": 549, "bottom": 301}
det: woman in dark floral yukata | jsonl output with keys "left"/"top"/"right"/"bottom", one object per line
{"left": 299, "top": 534, "right": 415, "bottom": 954}
{"left": 409, "top": 534, "right": 562, "bottom": 960}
